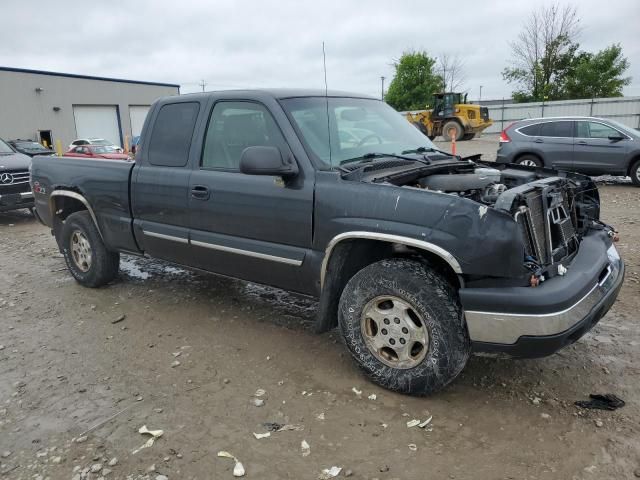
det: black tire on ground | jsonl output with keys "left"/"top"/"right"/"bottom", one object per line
{"left": 338, "top": 258, "right": 470, "bottom": 395}
{"left": 461, "top": 133, "right": 475, "bottom": 141}
{"left": 630, "top": 159, "right": 640, "bottom": 186}
{"left": 59, "top": 211, "right": 120, "bottom": 287}
{"left": 442, "top": 121, "right": 464, "bottom": 141}
{"left": 515, "top": 155, "right": 543, "bottom": 168}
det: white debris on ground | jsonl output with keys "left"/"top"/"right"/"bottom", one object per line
{"left": 318, "top": 466, "right": 342, "bottom": 479}
{"left": 132, "top": 426, "right": 164, "bottom": 455}
{"left": 301, "top": 440, "right": 310, "bottom": 457}
{"left": 217, "top": 451, "right": 245, "bottom": 477}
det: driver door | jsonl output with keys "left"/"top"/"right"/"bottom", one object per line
{"left": 188, "top": 100, "right": 314, "bottom": 293}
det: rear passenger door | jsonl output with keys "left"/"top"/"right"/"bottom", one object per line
{"left": 573, "top": 121, "right": 630, "bottom": 175}
{"left": 188, "top": 99, "right": 314, "bottom": 293}
{"left": 131, "top": 101, "right": 202, "bottom": 265}
{"left": 535, "top": 120, "right": 574, "bottom": 170}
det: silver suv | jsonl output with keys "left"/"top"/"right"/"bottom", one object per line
{"left": 496, "top": 116, "right": 640, "bottom": 185}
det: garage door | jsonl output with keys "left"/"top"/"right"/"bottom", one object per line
{"left": 73, "top": 105, "right": 121, "bottom": 147}
{"left": 129, "top": 106, "right": 150, "bottom": 138}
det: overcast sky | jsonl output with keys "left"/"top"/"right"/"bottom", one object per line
{"left": 2, "top": 0, "right": 639, "bottom": 100}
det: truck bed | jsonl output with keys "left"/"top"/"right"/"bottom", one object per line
{"left": 31, "top": 155, "right": 139, "bottom": 253}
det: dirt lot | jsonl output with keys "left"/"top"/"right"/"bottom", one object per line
{"left": 1, "top": 144, "right": 639, "bottom": 479}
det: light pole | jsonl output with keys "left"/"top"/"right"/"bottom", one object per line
{"left": 479, "top": 85, "right": 483, "bottom": 102}
{"left": 380, "top": 76, "right": 385, "bottom": 101}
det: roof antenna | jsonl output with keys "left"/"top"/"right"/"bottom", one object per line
{"left": 322, "top": 41, "right": 332, "bottom": 165}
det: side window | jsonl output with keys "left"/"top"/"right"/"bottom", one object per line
{"left": 539, "top": 121, "right": 573, "bottom": 138}
{"left": 148, "top": 102, "right": 200, "bottom": 167}
{"left": 588, "top": 122, "right": 619, "bottom": 139}
{"left": 519, "top": 123, "right": 540, "bottom": 136}
{"left": 576, "top": 121, "right": 590, "bottom": 138}
{"left": 201, "top": 101, "right": 287, "bottom": 170}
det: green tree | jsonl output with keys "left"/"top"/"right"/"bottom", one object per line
{"left": 503, "top": 4, "right": 580, "bottom": 102}
{"left": 385, "top": 51, "right": 443, "bottom": 111}
{"left": 564, "top": 44, "right": 631, "bottom": 98}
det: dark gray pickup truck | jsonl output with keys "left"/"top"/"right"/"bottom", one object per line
{"left": 31, "top": 90, "right": 625, "bottom": 395}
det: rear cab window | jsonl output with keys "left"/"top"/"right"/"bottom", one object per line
{"left": 148, "top": 102, "right": 200, "bottom": 167}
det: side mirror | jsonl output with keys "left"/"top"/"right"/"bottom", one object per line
{"left": 608, "top": 134, "right": 625, "bottom": 141}
{"left": 239, "top": 146, "right": 298, "bottom": 178}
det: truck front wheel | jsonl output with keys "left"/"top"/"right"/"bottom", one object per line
{"left": 338, "top": 258, "right": 470, "bottom": 395}
{"left": 59, "top": 211, "right": 120, "bottom": 287}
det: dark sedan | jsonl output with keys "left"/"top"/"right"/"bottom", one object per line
{"left": 496, "top": 116, "right": 640, "bottom": 185}
{"left": 8, "top": 139, "right": 54, "bottom": 157}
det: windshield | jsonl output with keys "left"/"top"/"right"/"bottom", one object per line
{"left": 280, "top": 97, "right": 435, "bottom": 167}
{"left": 17, "top": 142, "right": 48, "bottom": 151}
{"left": 0, "top": 138, "right": 14, "bottom": 154}
{"left": 606, "top": 119, "right": 639, "bottom": 138}
{"left": 90, "top": 146, "right": 118, "bottom": 154}
{"left": 91, "top": 139, "right": 112, "bottom": 146}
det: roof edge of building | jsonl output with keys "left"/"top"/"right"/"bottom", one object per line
{"left": 0, "top": 66, "right": 180, "bottom": 89}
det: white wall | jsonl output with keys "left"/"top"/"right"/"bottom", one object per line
{"left": 484, "top": 96, "right": 640, "bottom": 133}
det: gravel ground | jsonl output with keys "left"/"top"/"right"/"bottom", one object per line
{"left": 0, "top": 163, "right": 639, "bottom": 479}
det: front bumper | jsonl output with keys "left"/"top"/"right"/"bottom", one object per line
{"left": 462, "top": 231, "right": 624, "bottom": 358}
{"left": 0, "top": 191, "right": 34, "bottom": 212}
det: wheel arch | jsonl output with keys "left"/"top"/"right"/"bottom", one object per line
{"left": 513, "top": 151, "right": 545, "bottom": 166}
{"left": 627, "top": 154, "right": 640, "bottom": 177}
{"left": 315, "top": 232, "right": 462, "bottom": 333}
{"left": 49, "top": 190, "right": 104, "bottom": 241}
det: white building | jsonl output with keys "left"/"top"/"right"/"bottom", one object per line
{"left": 0, "top": 66, "right": 180, "bottom": 149}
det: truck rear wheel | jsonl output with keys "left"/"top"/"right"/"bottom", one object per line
{"left": 442, "top": 121, "right": 464, "bottom": 141}
{"left": 59, "top": 211, "right": 120, "bottom": 287}
{"left": 338, "top": 258, "right": 470, "bottom": 395}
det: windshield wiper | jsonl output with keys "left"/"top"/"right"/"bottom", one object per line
{"left": 401, "top": 146, "right": 452, "bottom": 156}
{"left": 340, "top": 152, "right": 426, "bottom": 166}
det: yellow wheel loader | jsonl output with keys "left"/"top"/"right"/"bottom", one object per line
{"left": 404, "top": 92, "right": 492, "bottom": 141}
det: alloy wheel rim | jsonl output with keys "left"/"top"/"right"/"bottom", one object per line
{"left": 520, "top": 159, "right": 537, "bottom": 167}
{"left": 360, "top": 295, "right": 429, "bottom": 369}
{"left": 70, "top": 230, "right": 92, "bottom": 272}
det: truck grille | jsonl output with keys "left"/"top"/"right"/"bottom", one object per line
{"left": 516, "top": 187, "right": 577, "bottom": 265}
{"left": 480, "top": 107, "right": 490, "bottom": 122}
{"left": 0, "top": 169, "right": 31, "bottom": 194}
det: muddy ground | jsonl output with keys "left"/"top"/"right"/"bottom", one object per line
{"left": 1, "top": 140, "right": 639, "bottom": 479}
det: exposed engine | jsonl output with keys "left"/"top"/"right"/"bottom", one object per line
{"left": 417, "top": 167, "right": 508, "bottom": 205}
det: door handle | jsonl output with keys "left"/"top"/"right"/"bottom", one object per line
{"left": 576, "top": 141, "right": 587, "bottom": 145}
{"left": 191, "top": 185, "right": 210, "bottom": 200}
{"left": 534, "top": 138, "right": 544, "bottom": 143}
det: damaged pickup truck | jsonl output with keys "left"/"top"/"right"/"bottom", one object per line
{"left": 31, "top": 90, "right": 625, "bottom": 395}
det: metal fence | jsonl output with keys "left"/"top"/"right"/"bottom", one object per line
{"left": 483, "top": 96, "right": 640, "bottom": 134}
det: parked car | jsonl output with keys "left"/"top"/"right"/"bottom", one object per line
{"left": 68, "top": 138, "right": 123, "bottom": 153}
{"left": 31, "top": 90, "right": 624, "bottom": 395}
{"left": 0, "top": 137, "right": 34, "bottom": 213}
{"left": 7, "top": 139, "right": 54, "bottom": 157}
{"left": 496, "top": 116, "right": 640, "bottom": 185}
{"left": 65, "top": 145, "right": 130, "bottom": 160}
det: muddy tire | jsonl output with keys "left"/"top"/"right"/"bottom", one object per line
{"left": 462, "top": 133, "right": 475, "bottom": 141}
{"left": 338, "top": 258, "right": 470, "bottom": 395}
{"left": 59, "top": 211, "right": 119, "bottom": 287}
{"left": 515, "top": 155, "right": 543, "bottom": 168}
{"left": 442, "top": 121, "right": 464, "bottom": 141}
{"left": 630, "top": 159, "right": 640, "bottom": 186}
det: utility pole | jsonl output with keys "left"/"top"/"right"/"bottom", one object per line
{"left": 479, "top": 85, "right": 483, "bottom": 102}
{"left": 380, "top": 76, "right": 385, "bottom": 101}
{"left": 199, "top": 79, "right": 207, "bottom": 92}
